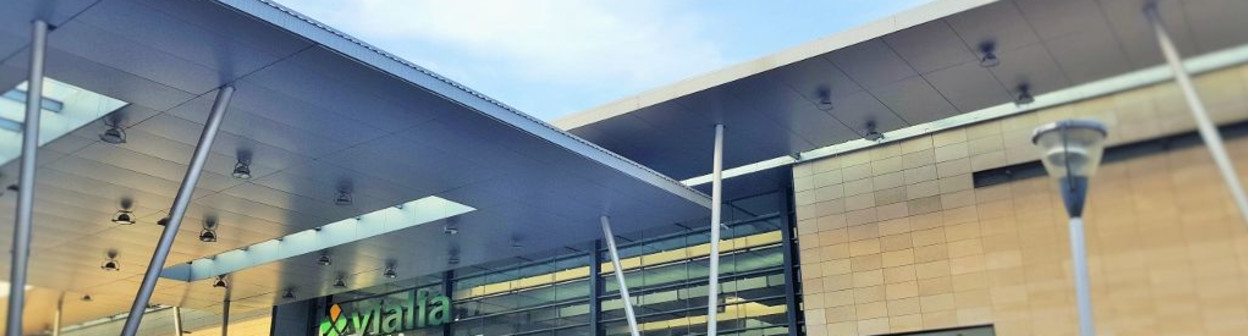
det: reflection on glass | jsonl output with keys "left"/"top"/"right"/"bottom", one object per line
{"left": 322, "top": 191, "right": 793, "bottom": 336}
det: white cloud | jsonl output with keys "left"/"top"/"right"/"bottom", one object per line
{"left": 280, "top": 0, "right": 724, "bottom": 87}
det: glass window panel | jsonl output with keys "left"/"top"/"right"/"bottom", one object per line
{"left": 313, "top": 190, "right": 793, "bottom": 336}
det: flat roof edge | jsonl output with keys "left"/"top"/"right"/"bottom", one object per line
{"left": 552, "top": 0, "right": 997, "bottom": 131}
{"left": 212, "top": 0, "right": 712, "bottom": 209}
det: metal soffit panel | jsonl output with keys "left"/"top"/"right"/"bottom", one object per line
{"left": 556, "top": 0, "right": 1248, "bottom": 180}
{"left": 0, "top": 0, "right": 710, "bottom": 331}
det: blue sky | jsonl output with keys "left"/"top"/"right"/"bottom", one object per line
{"left": 276, "top": 0, "right": 933, "bottom": 121}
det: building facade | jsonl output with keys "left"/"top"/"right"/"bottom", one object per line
{"left": 256, "top": 56, "right": 1248, "bottom": 336}
{"left": 7, "top": 0, "right": 1248, "bottom": 335}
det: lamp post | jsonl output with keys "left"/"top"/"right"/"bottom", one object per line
{"left": 1032, "top": 119, "right": 1108, "bottom": 336}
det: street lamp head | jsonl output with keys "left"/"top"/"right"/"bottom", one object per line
{"left": 1032, "top": 119, "right": 1108, "bottom": 217}
{"left": 1032, "top": 119, "right": 1108, "bottom": 179}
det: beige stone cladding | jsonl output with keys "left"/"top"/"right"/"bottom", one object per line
{"left": 793, "top": 64, "right": 1248, "bottom": 336}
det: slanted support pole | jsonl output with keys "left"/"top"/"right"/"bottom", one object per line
{"left": 600, "top": 216, "right": 640, "bottom": 336}
{"left": 121, "top": 86, "right": 235, "bottom": 336}
{"left": 706, "top": 124, "right": 724, "bottom": 336}
{"left": 5, "top": 19, "right": 49, "bottom": 336}
{"left": 1147, "top": 5, "right": 1248, "bottom": 225}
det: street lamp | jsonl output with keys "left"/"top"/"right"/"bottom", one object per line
{"left": 1032, "top": 119, "right": 1108, "bottom": 336}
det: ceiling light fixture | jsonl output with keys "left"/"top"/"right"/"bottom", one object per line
{"left": 979, "top": 41, "right": 1000, "bottom": 68}
{"left": 333, "top": 276, "right": 347, "bottom": 289}
{"left": 231, "top": 160, "right": 252, "bottom": 180}
{"left": 333, "top": 190, "right": 353, "bottom": 206}
{"left": 99, "top": 118, "right": 127, "bottom": 145}
{"left": 156, "top": 217, "right": 169, "bottom": 226}
{"left": 282, "top": 288, "right": 296, "bottom": 300}
{"left": 447, "top": 255, "right": 460, "bottom": 265}
{"left": 383, "top": 265, "right": 398, "bottom": 279}
{"left": 199, "top": 219, "right": 218, "bottom": 243}
{"left": 1016, "top": 84, "right": 1035, "bottom": 105}
{"left": 111, "top": 209, "right": 135, "bottom": 225}
{"left": 443, "top": 218, "right": 458, "bottom": 235}
{"left": 863, "top": 121, "right": 885, "bottom": 142}
{"left": 212, "top": 275, "right": 228, "bottom": 288}
{"left": 81, "top": 294, "right": 93, "bottom": 302}
{"left": 101, "top": 250, "right": 120, "bottom": 272}
{"left": 815, "top": 86, "right": 834, "bottom": 111}
{"left": 317, "top": 251, "right": 332, "bottom": 266}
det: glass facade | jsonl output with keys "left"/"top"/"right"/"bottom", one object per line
{"left": 315, "top": 190, "right": 798, "bottom": 336}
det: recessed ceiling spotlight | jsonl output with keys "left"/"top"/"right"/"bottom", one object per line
{"left": 198, "top": 229, "right": 217, "bottom": 242}
{"left": 333, "top": 190, "right": 353, "bottom": 206}
{"left": 815, "top": 86, "right": 834, "bottom": 111}
{"left": 156, "top": 217, "right": 169, "bottom": 226}
{"left": 112, "top": 209, "right": 135, "bottom": 225}
{"left": 383, "top": 265, "right": 398, "bottom": 279}
{"left": 317, "top": 251, "right": 332, "bottom": 266}
{"left": 333, "top": 276, "right": 347, "bottom": 289}
{"left": 1016, "top": 84, "right": 1035, "bottom": 106}
{"left": 199, "top": 219, "right": 218, "bottom": 243}
{"left": 863, "top": 121, "right": 885, "bottom": 142}
{"left": 101, "top": 252, "right": 121, "bottom": 272}
{"left": 212, "top": 275, "right": 229, "bottom": 288}
{"left": 81, "top": 294, "right": 93, "bottom": 302}
{"left": 282, "top": 288, "right": 296, "bottom": 300}
{"left": 978, "top": 41, "right": 1000, "bottom": 68}
{"left": 443, "top": 220, "right": 458, "bottom": 235}
{"left": 99, "top": 118, "right": 127, "bottom": 145}
{"left": 231, "top": 160, "right": 252, "bottom": 180}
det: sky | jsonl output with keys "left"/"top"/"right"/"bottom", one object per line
{"left": 276, "top": 0, "right": 933, "bottom": 121}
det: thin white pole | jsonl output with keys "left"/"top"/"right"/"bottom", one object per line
{"left": 121, "top": 86, "right": 235, "bottom": 336}
{"left": 600, "top": 216, "right": 641, "bottom": 336}
{"left": 52, "top": 294, "right": 62, "bottom": 336}
{"left": 172, "top": 306, "right": 184, "bottom": 335}
{"left": 706, "top": 124, "right": 724, "bottom": 336}
{"left": 5, "top": 19, "right": 48, "bottom": 336}
{"left": 1147, "top": 7, "right": 1248, "bottom": 224}
{"left": 1069, "top": 217, "right": 1095, "bottom": 336}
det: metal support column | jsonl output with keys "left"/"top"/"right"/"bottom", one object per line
{"left": 121, "top": 86, "right": 235, "bottom": 336}
{"left": 222, "top": 275, "right": 232, "bottom": 336}
{"left": 1068, "top": 217, "right": 1095, "bottom": 336}
{"left": 706, "top": 124, "right": 724, "bottom": 336}
{"left": 1147, "top": 6, "right": 1248, "bottom": 224}
{"left": 222, "top": 299, "right": 230, "bottom": 336}
{"left": 589, "top": 241, "right": 603, "bottom": 336}
{"left": 778, "top": 182, "right": 801, "bottom": 336}
{"left": 5, "top": 19, "right": 49, "bottom": 336}
{"left": 442, "top": 270, "right": 454, "bottom": 336}
{"left": 173, "top": 307, "right": 184, "bottom": 335}
{"left": 601, "top": 216, "right": 640, "bottom": 336}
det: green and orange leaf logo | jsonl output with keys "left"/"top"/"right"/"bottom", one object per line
{"left": 319, "top": 304, "right": 348, "bottom": 336}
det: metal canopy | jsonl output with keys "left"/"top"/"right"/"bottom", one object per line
{"left": 0, "top": 0, "right": 709, "bottom": 332}
{"left": 556, "top": 0, "right": 1248, "bottom": 180}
